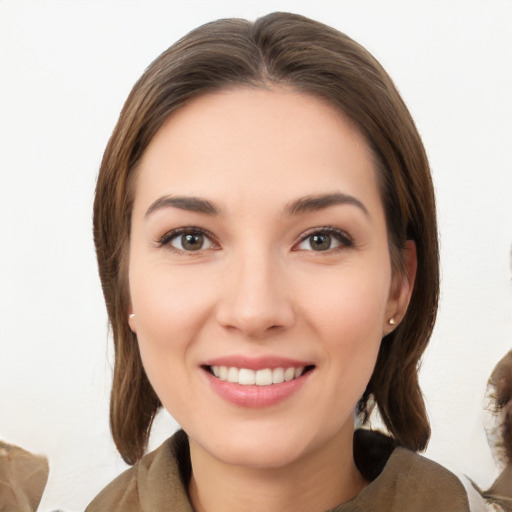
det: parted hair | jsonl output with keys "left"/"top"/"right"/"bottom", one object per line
{"left": 94, "top": 12, "right": 439, "bottom": 465}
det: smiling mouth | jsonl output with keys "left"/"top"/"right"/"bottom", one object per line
{"left": 204, "top": 365, "right": 315, "bottom": 386}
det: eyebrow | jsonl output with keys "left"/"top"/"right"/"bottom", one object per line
{"left": 144, "top": 192, "right": 369, "bottom": 218}
{"left": 285, "top": 193, "right": 369, "bottom": 217}
{"left": 145, "top": 195, "right": 220, "bottom": 217}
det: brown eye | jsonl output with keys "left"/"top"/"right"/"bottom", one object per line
{"left": 166, "top": 230, "right": 215, "bottom": 252}
{"left": 295, "top": 228, "right": 353, "bottom": 252}
{"left": 309, "top": 234, "right": 332, "bottom": 251}
{"left": 181, "top": 233, "right": 204, "bottom": 251}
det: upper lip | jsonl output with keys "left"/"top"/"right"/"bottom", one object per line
{"left": 201, "top": 355, "right": 315, "bottom": 371}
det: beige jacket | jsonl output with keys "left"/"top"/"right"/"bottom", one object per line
{"left": 86, "top": 430, "right": 470, "bottom": 512}
{"left": 0, "top": 441, "right": 49, "bottom": 512}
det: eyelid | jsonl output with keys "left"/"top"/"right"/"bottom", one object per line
{"left": 156, "top": 227, "right": 219, "bottom": 252}
{"left": 293, "top": 226, "right": 354, "bottom": 251}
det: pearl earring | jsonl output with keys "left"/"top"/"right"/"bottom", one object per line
{"left": 129, "top": 313, "right": 135, "bottom": 320}
{"left": 388, "top": 317, "right": 397, "bottom": 325}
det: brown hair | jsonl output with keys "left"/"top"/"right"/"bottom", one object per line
{"left": 489, "top": 351, "right": 512, "bottom": 463}
{"left": 94, "top": 12, "right": 439, "bottom": 464}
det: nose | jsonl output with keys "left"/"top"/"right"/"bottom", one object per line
{"left": 215, "top": 249, "right": 296, "bottom": 338}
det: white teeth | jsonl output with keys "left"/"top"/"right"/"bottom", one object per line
{"left": 226, "top": 367, "right": 239, "bottom": 383}
{"left": 255, "top": 368, "right": 272, "bottom": 386}
{"left": 238, "top": 368, "right": 255, "bottom": 385}
{"left": 210, "top": 365, "right": 306, "bottom": 386}
{"left": 272, "top": 367, "right": 285, "bottom": 384}
{"left": 284, "top": 367, "right": 295, "bottom": 382}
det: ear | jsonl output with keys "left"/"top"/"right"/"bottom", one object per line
{"left": 128, "top": 311, "right": 137, "bottom": 333}
{"left": 383, "top": 240, "right": 417, "bottom": 335}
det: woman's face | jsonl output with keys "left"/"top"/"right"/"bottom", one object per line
{"left": 128, "top": 87, "right": 412, "bottom": 469}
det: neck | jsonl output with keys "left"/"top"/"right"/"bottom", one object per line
{"left": 188, "top": 425, "right": 366, "bottom": 512}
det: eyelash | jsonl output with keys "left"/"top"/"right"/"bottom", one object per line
{"left": 293, "top": 226, "right": 354, "bottom": 252}
{"left": 156, "top": 226, "right": 354, "bottom": 253}
{"left": 156, "top": 227, "right": 218, "bottom": 253}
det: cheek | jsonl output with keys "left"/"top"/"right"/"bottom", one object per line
{"left": 301, "top": 265, "right": 390, "bottom": 384}
{"left": 301, "top": 262, "right": 390, "bottom": 335}
{"left": 130, "top": 261, "right": 213, "bottom": 340}
{"left": 130, "top": 280, "right": 200, "bottom": 418}
{"left": 128, "top": 263, "right": 213, "bottom": 400}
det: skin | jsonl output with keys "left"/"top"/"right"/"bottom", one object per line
{"left": 128, "top": 87, "right": 415, "bottom": 512}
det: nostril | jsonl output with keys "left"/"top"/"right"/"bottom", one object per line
{"left": 215, "top": 289, "right": 296, "bottom": 336}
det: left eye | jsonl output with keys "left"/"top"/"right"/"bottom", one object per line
{"left": 295, "top": 230, "right": 351, "bottom": 252}
{"left": 164, "top": 230, "right": 216, "bottom": 252}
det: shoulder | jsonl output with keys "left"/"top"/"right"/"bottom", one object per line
{"left": 394, "top": 448, "right": 469, "bottom": 498}
{"left": 86, "top": 431, "right": 192, "bottom": 512}
{"left": 85, "top": 444, "right": 164, "bottom": 512}
{"left": 348, "top": 430, "right": 471, "bottom": 512}
{"left": 374, "top": 447, "right": 471, "bottom": 511}
{"left": 85, "top": 463, "right": 140, "bottom": 512}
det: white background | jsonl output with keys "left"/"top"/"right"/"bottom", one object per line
{"left": 0, "top": 1, "right": 511, "bottom": 510}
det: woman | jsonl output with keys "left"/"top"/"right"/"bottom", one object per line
{"left": 87, "top": 12, "right": 472, "bottom": 511}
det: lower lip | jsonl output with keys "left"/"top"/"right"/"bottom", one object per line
{"left": 204, "top": 369, "right": 312, "bottom": 408}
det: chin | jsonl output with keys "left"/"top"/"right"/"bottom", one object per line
{"left": 187, "top": 418, "right": 347, "bottom": 471}
{"left": 206, "top": 436, "right": 309, "bottom": 470}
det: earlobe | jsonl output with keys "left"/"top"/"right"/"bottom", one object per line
{"left": 128, "top": 312, "right": 137, "bottom": 333}
{"left": 384, "top": 240, "right": 417, "bottom": 334}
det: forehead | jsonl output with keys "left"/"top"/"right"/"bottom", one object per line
{"left": 134, "top": 87, "right": 382, "bottom": 215}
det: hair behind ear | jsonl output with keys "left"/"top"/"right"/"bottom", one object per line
{"left": 109, "top": 327, "right": 161, "bottom": 465}
{"left": 359, "top": 235, "right": 435, "bottom": 452}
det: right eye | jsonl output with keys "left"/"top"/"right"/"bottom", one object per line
{"left": 159, "top": 229, "right": 217, "bottom": 252}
